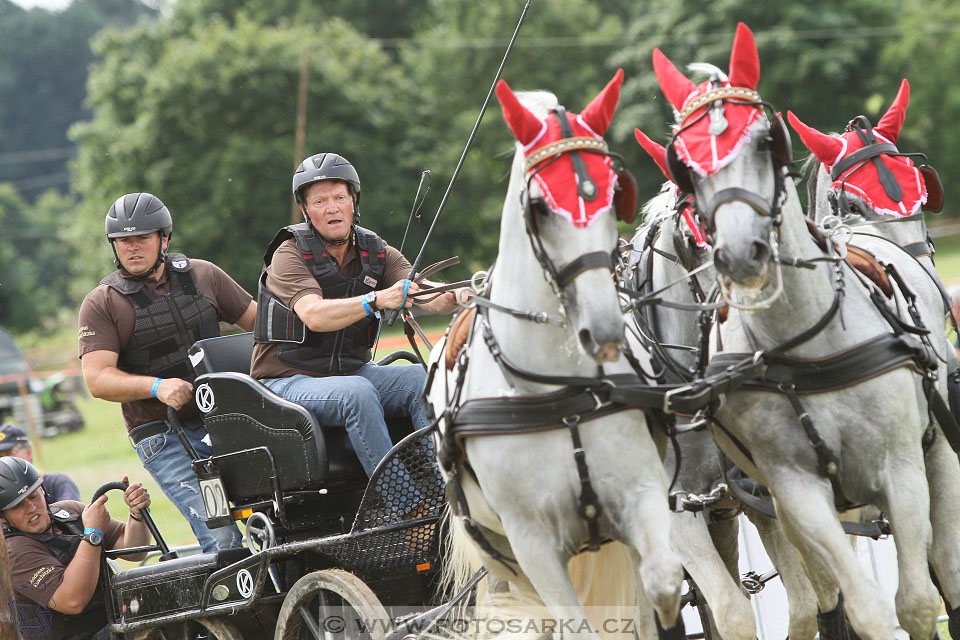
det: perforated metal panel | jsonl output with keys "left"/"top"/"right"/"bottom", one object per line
{"left": 320, "top": 430, "right": 445, "bottom": 578}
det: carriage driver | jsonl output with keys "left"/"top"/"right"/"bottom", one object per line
{"left": 0, "top": 458, "right": 152, "bottom": 640}
{"left": 250, "top": 153, "right": 470, "bottom": 493}
{"left": 78, "top": 193, "right": 256, "bottom": 552}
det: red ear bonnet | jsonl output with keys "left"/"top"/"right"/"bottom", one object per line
{"left": 496, "top": 79, "right": 544, "bottom": 147}
{"left": 634, "top": 128, "right": 672, "bottom": 181}
{"left": 653, "top": 48, "right": 698, "bottom": 113}
{"left": 874, "top": 79, "right": 909, "bottom": 143}
{"left": 727, "top": 22, "right": 760, "bottom": 90}
{"left": 498, "top": 71, "right": 625, "bottom": 228}
{"left": 580, "top": 68, "right": 623, "bottom": 136}
{"left": 787, "top": 111, "right": 844, "bottom": 166}
{"left": 654, "top": 22, "right": 766, "bottom": 178}
{"left": 789, "top": 80, "right": 928, "bottom": 217}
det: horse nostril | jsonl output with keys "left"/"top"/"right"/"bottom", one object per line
{"left": 579, "top": 329, "right": 593, "bottom": 351}
{"left": 713, "top": 247, "right": 730, "bottom": 273}
{"left": 749, "top": 240, "right": 771, "bottom": 264}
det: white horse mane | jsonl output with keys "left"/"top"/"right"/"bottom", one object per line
{"left": 687, "top": 62, "right": 728, "bottom": 82}
{"left": 641, "top": 181, "right": 678, "bottom": 223}
{"left": 514, "top": 90, "right": 559, "bottom": 120}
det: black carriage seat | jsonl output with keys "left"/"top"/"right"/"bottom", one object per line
{"left": 188, "top": 333, "right": 365, "bottom": 502}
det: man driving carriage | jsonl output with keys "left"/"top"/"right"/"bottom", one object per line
{"left": 0, "top": 458, "right": 152, "bottom": 640}
{"left": 77, "top": 193, "right": 256, "bottom": 552}
{"left": 250, "top": 153, "right": 470, "bottom": 486}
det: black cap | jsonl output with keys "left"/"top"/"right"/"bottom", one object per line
{"left": 0, "top": 424, "right": 28, "bottom": 452}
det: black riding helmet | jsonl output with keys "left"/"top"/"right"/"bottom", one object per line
{"left": 293, "top": 153, "right": 361, "bottom": 226}
{"left": 0, "top": 457, "right": 43, "bottom": 512}
{"left": 105, "top": 192, "right": 173, "bottom": 277}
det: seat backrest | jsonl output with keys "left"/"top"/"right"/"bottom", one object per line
{"left": 194, "top": 372, "right": 327, "bottom": 498}
{"left": 189, "top": 333, "right": 254, "bottom": 375}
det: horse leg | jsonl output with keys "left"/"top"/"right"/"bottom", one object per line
{"left": 769, "top": 479, "right": 897, "bottom": 640}
{"left": 880, "top": 459, "right": 940, "bottom": 640}
{"left": 496, "top": 516, "right": 601, "bottom": 640}
{"left": 620, "top": 490, "right": 685, "bottom": 633}
{"left": 923, "top": 432, "right": 960, "bottom": 638}
{"left": 672, "top": 511, "right": 755, "bottom": 640}
{"left": 746, "top": 508, "right": 819, "bottom": 639}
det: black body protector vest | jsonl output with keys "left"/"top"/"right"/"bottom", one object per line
{"left": 101, "top": 254, "right": 221, "bottom": 382}
{"left": 5, "top": 505, "right": 108, "bottom": 640}
{"left": 255, "top": 223, "right": 387, "bottom": 373}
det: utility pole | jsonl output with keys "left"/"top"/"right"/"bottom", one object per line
{"left": 291, "top": 46, "right": 310, "bottom": 224}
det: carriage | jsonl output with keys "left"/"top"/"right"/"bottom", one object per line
{"left": 98, "top": 332, "right": 473, "bottom": 640}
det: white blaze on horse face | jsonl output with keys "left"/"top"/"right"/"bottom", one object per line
{"left": 699, "top": 119, "right": 777, "bottom": 289}
{"left": 533, "top": 201, "right": 624, "bottom": 362}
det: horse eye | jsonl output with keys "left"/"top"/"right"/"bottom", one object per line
{"left": 757, "top": 136, "right": 772, "bottom": 151}
{"left": 530, "top": 199, "right": 551, "bottom": 218}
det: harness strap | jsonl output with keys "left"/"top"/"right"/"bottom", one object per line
{"left": 564, "top": 415, "right": 603, "bottom": 551}
{"left": 444, "top": 466, "right": 518, "bottom": 575}
{"left": 830, "top": 142, "right": 899, "bottom": 182}
{"left": 552, "top": 107, "right": 598, "bottom": 201}
{"left": 556, "top": 251, "right": 613, "bottom": 288}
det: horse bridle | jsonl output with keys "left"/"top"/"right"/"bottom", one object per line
{"left": 665, "top": 87, "right": 794, "bottom": 240}
{"left": 521, "top": 106, "right": 636, "bottom": 296}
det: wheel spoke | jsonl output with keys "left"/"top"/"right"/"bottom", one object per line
{"left": 298, "top": 602, "right": 323, "bottom": 640}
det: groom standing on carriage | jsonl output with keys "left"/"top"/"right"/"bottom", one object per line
{"left": 250, "top": 152, "right": 470, "bottom": 487}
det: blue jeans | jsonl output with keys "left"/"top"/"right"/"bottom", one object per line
{"left": 262, "top": 362, "right": 429, "bottom": 476}
{"left": 262, "top": 363, "right": 430, "bottom": 513}
{"left": 134, "top": 422, "right": 243, "bottom": 552}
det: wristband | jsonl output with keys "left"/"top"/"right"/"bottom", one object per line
{"left": 129, "top": 511, "right": 143, "bottom": 522}
{"left": 361, "top": 296, "right": 375, "bottom": 316}
{"left": 151, "top": 377, "right": 163, "bottom": 398}
{"left": 83, "top": 527, "right": 104, "bottom": 536}
{"left": 397, "top": 279, "right": 412, "bottom": 310}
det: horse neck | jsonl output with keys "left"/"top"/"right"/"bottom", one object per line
{"left": 647, "top": 222, "right": 704, "bottom": 369}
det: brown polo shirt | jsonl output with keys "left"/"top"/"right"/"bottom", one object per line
{"left": 250, "top": 237, "right": 411, "bottom": 379}
{"left": 78, "top": 258, "right": 253, "bottom": 431}
{"left": 6, "top": 501, "right": 124, "bottom": 608}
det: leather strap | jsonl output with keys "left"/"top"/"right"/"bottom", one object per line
{"left": 556, "top": 251, "right": 613, "bottom": 287}
{"left": 830, "top": 142, "right": 899, "bottom": 181}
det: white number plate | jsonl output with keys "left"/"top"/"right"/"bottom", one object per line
{"left": 200, "top": 476, "right": 230, "bottom": 520}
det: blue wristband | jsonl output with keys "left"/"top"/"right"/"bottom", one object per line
{"left": 151, "top": 377, "right": 163, "bottom": 398}
{"left": 397, "top": 279, "right": 412, "bottom": 310}
{"left": 83, "top": 527, "right": 104, "bottom": 536}
{"left": 361, "top": 297, "right": 374, "bottom": 316}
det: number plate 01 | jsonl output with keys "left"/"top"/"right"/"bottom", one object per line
{"left": 200, "top": 475, "right": 229, "bottom": 519}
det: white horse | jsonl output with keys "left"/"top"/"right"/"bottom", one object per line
{"left": 425, "top": 71, "right": 684, "bottom": 639}
{"left": 790, "top": 87, "right": 960, "bottom": 639}
{"left": 636, "top": 23, "right": 954, "bottom": 639}
{"left": 624, "top": 183, "right": 834, "bottom": 640}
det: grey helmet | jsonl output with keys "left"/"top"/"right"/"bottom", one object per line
{"left": 105, "top": 193, "right": 173, "bottom": 240}
{"left": 293, "top": 153, "right": 361, "bottom": 215}
{"left": 0, "top": 457, "right": 43, "bottom": 511}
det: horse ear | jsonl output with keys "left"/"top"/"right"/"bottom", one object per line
{"left": 875, "top": 79, "right": 910, "bottom": 143}
{"left": 634, "top": 128, "right": 672, "bottom": 181}
{"left": 727, "top": 23, "right": 760, "bottom": 89}
{"left": 496, "top": 79, "right": 543, "bottom": 146}
{"left": 787, "top": 111, "right": 844, "bottom": 166}
{"left": 653, "top": 48, "right": 697, "bottom": 112}
{"left": 580, "top": 68, "right": 623, "bottom": 135}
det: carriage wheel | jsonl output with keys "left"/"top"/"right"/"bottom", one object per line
{"left": 127, "top": 616, "right": 244, "bottom": 640}
{"left": 274, "top": 569, "right": 392, "bottom": 640}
